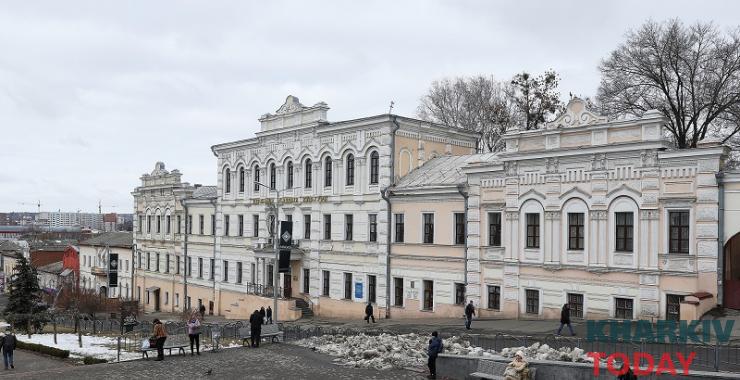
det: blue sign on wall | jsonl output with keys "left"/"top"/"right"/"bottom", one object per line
{"left": 355, "top": 282, "right": 363, "bottom": 299}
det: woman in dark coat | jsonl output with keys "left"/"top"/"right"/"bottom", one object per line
{"left": 556, "top": 303, "right": 575, "bottom": 336}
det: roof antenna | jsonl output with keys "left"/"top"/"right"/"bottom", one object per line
{"left": 388, "top": 101, "right": 395, "bottom": 114}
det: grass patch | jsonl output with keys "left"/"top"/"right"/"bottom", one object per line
{"left": 16, "top": 340, "right": 70, "bottom": 359}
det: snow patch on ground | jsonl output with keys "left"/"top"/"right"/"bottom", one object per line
{"left": 292, "top": 333, "right": 591, "bottom": 370}
{"left": 18, "top": 333, "right": 140, "bottom": 362}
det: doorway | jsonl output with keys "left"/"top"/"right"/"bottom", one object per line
{"left": 724, "top": 233, "right": 740, "bottom": 309}
{"left": 283, "top": 273, "right": 292, "bottom": 298}
{"left": 154, "top": 289, "right": 161, "bottom": 312}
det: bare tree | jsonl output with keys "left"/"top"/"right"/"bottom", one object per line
{"left": 598, "top": 19, "right": 740, "bottom": 148}
{"left": 510, "top": 70, "right": 563, "bottom": 130}
{"left": 418, "top": 75, "right": 519, "bottom": 152}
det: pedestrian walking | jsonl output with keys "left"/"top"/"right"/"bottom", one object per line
{"left": 259, "top": 306, "right": 266, "bottom": 323}
{"left": 464, "top": 300, "right": 475, "bottom": 330}
{"left": 187, "top": 314, "right": 201, "bottom": 356}
{"left": 249, "top": 309, "right": 263, "bottom": 347}
{"left": 266, "top": 306, "right": 273, "bottom": 324}
{"left": 427, "top": 331, "right": 443, "bottom": 379}
{"left": 617, "top": 361, "right": 637, "bottom": 380}
{"left": 557, "top": 303, "right": 575, "bottom": 336}
{"left": 199, "top": 304, "right": 206, "bottom": 318}
{"left": 152, "top": 319, "right": 167, "bottom": 361}
{"left": 1, "top": 330, "right": 17, "bottom": 370}
{"left": 364, "top": 302, "right": 376, "bottom": 323}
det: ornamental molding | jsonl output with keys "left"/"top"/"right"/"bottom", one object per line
{"left": 546, "top": 98, "right": 608, "bottom": 130}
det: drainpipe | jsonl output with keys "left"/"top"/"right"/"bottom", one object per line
{"left": 383, "top": 116, "right": 401, "bottom": 319}
{"left": 717, "top": 172, "right": 725, "bottom": 307}
{"left": 181, "top": 200, "right": 189, "bottom": 312}
{"left": 457, "top": 184, "right": 469, "bottom": 290}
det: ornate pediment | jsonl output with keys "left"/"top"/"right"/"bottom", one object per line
{"left": 275, "top": 95, "right": 306, "bottom": 115}
{"left": 151, "top": 162, "right": 169, "bottom": 176}
{"left": 547, "top": 97, "right": 607, "bottom": 129}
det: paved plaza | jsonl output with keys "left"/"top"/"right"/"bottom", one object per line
{"left": 3, "top": 344, "right": 426, "bottom": 380}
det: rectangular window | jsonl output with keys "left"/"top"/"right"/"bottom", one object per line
{"left": 666, "top": 294, "right": 684, "bottom": 321}
{"left": 211, "top": 215, "right": 216, "bottom": 235}
{"left": 210, "top": 259, "right": 215, "bottom": 280}
{"left": 615, "top": 212, "right": 634, "bottom": 252}
{"left": 176, "top": 256, "right": 180, "bottom": 274}
{"left": 368, "top": 275, "right": 376, "bottom": 304}
{"left": 488, "top": 212, "right": 502, "bottom": 246}
{"left": 251, "top": 263, "right": 256, "bottom": 283}
{"left": 325, "top": 160, "right": 332, "bottom": 187}
{"left": 138, "top": 215, "right": 143, "bottom": 233}
{"left": 322, "top": 270, "right": 330, "bottom": 296}
{"left": 156, "top": 215, "right": 161, "bottom": 233}
{"left": 199, "top": 215, "right": 204, "bottom": 235}
{"left": 345, "top": 214, "right": 353, "bottom": 241}
{"left": 146, "top": 252, "right": 150, "bottom": 270}
{"left": 238, "top": 215, "right": 244, "bottom": 236}
{"left": 155, "top": 253, "right": 160, "bottom": 272}
{"left": 454, "top": 213, "right": 465, "bottom": 245}
{"left": 423, "top": 213, "right": 434, "bottom": 244}
{"left": 669, "top": 211, "right": 690, "bottom": 254}
{"left": 198, "top": 258, "right": 203, "bottom": 279}
{"left": 166, "top": 215, "right": 171, "bottom": 234}
{"left": 138, "top": 252, "right": 142, "bottom": 269}
{"left": 188, "top": 215, "right": 193, "bottom": 234}
{"left": 267, "top": 264, "right": 274, "bottom": 287}
{"left": 568, "top": 293, "right": 584, "bottom": 319}
{"left": 223, "top": 260, "right": 229, "bottom": 282}
{"left": 324, "top": 214, "right": 332, "bottom": 240}
{"left": 487, "top": 285, "right": 501, "bottom": 310}
{"left": 615, "top": 297, "right": 633, "bottom": 319}
{"left": 423, "top": 280, "right": 434, "bottom": 310}
{"left": 224, "top": 215, "right": 230, "bottom": 236}
{"left": 395, "top": 214, "right": 404, "bottom": 243}
{"left": 147, "top": 215, "right": 151, "bottom": 233}
{"left": 455, "top": 283, "right": 465, "bottom": 305}
{"left": 253, "top": 214, "right": 259, "bottom": 237}
{"left": 343, "top": 273, "right": 352, "bottom": 300}
{"left": 526, "top": 289, "right": 539, "bottom": 314}
{"left": 568, "top": 213, "right": 585, "bottom": 250}
{"left": 304, "top": 214, "right": 311, "bottom": 239}
{"left": 236, "top": 262, "right": 243, "bottom": 284}
{"left": 165, "top": 254, "right": 170, "bottom": 273}
{"left": 305, "top": 164, "right": 312, "bottom": 188}
{"left": 165, "top": 292, "right": 169, "bottom": 305}
{"left": 394, "top": 277, "right": 404, "bottom": 306}
{"left": 368, "top": 214, "right": 377, "bottom": 242}
{"left": 177, "top": 215, "right": 182, "bottom": 234}
{"left": 526, "top": 213, "right": 540, "bottom": 249}
{"left": 187, "top": 257, "right": 192, "bottom": 277}
{"left": 175, "top": 293, "right": 179, "bottom": 307}
{"left": 303, "top": 268, "right": 310, "bottom": 294}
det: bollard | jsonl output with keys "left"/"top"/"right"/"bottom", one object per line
{"left": 117, "top": 336, "right": 121, "bottom": 362}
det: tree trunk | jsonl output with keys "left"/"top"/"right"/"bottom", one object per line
{"left": 53, "top": 321, "right": 58, "bottom": 344}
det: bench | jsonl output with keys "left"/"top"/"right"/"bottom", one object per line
{"left": 241, "top": 324, "right": 283, "bottom": 346}
{"left": 469, "top": 359, "right": 537, "bottom": 380}
{"left": 140, "top": 334, "right": 189, "bottom": 359}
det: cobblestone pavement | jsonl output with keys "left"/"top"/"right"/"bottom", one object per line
{"left": 9, "top": 344, "right": 427, "bottom": 380}
{"left": 0, "top": 349, "right": 71, "bottom": 377}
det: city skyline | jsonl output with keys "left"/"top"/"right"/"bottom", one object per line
{"left": 2, "top": 0, "right": 740, "bottom": 211}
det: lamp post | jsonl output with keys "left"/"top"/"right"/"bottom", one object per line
{"left": 254, "top": 182, "right": 280, "bottom": 322}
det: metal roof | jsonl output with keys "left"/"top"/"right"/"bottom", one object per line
{"left": 80, "top": 232, "right": 133, "bottom": 248}
{"left": 192, "top": 185, "right": 217, "bottom": 199}
{"left": 395, "top": 154, "right": 488, "bottom": 188}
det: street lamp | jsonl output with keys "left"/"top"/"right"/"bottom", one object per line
{"left": 254, "top": 181, "right": 281, "bottom": 322}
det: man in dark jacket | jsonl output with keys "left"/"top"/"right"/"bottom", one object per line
{"left": 259, "top": 307, "right": 266, "bottom": 323}
{"left": 557, "top": 303, "right": 576, "bottom": 336}
{"left": 464, "top": 300, "right": 475, "bottom": 330}
{"left": 617, "top": 361, "right": 637, "bottom": 380}
{"left": 249, "top": 310, "right": 263, "bottom": 347}
{"left": 1, "top": 331, "right": 17, "bottom": 370}
{"left": 266, "top": 306, "right": 273, "bottom": 324}
{"left": 427, "top": 331, "right": 443, "bottom": 379}
{"left": 364, "top": 302, "right": 376, "bottom": 323}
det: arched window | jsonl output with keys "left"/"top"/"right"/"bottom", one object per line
{"left": 269, "top": 163, "right": 276, "bottom": 190}
{"left": 324, "top": 157, "right": 332, "bottom": 187}
{"left": 305, "top": 159, "right": 313, "bottom": 188}
{"left": 238, "top": 167, "right": 245, "bottom": 193}
{"left": 287, "top": 161, "right": 294, "bottom": 189}
{"left": 225, "top": 168, "right": 231, "bottom": 194}
{"left": 253, "top": 166, "right": 260, "bottom": 191}
{"left": 369, "top": 151, "right": 379, "bottom": 185}
{"left": 346, "top": 154, "right": 355, "bottom": 186}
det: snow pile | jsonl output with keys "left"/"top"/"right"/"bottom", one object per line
{"left": 293, "top": 333, "right": 497, "bottom": 370}
{"left": 18, "top": 333, "right": 140, "bottom": 362}
{"left": 500, "top": 342, "right": 589, "bottom": 363}
{"left": 292, "top": 333, "right": 591, "bottom": 370}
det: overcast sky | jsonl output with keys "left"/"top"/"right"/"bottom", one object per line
{"left": 1, "top": 0, "right": 738, "bottom": 213}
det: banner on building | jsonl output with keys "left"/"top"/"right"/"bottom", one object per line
{"left": 278, "top": 221, "right": 292, "bottom": 273}
{"left": 355, "top": 282, "right": 363, "bottom": 299}
{"left": 108, "top": 252, "right": 118, "bottom": 288}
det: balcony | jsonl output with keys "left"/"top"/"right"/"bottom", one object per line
{"left": 91, "top": 266, "right": 107, "bottom": 276}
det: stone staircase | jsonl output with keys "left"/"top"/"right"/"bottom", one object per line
{"left": 295, "top": 298, "right": 314, "bottom": 319}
